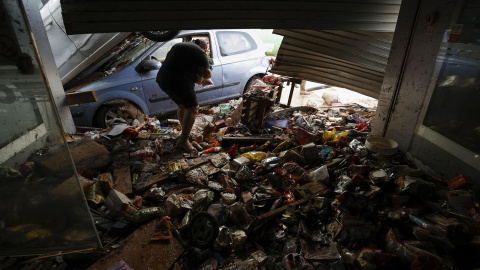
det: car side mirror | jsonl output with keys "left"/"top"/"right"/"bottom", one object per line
{"left": 135, "top": 59, "right": 161, "bottom": 73}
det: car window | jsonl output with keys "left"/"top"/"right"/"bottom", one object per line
{"left": 37, "top": 0, "right": 49, "bottom": 9}
{"left": 149, "top": 38, "right": 183, "bottom": 62}
{"left": 102, "top": 36, "right": 155, "bottom": 75}
{"left": 216, "top": 31, "right": 257, "bottom": 56}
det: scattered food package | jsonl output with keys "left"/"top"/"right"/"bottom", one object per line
{"left": 2, "top": 75, "right": 479, "bottom": 270}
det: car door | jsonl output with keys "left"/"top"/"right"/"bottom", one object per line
{"left": 215, "top": 30, "right": 263, "bottom": 99}
{"left": 193, "top": 32, "right": 224, "bottom": 105}
{"left": 141, "top": 38, "right": 183, "bottom": 116}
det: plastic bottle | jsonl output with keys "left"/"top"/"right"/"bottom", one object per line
{"left": 201, "top": 146, "right": 222, "bottom": 155}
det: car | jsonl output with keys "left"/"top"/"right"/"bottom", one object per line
{"left": 39, "top": 0, "right": 131, "bottom": 85}
{"left": 67, "top": 29, "right": 271, "bottom": 128}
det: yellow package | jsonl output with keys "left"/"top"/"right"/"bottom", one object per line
{"left": 272, "top": 140, "right": 293, "bottom": 153}
{"left": 86, "top": 182, "right": 105, "bottom": 206}
{"left": 334, "top": 130, "right": 349, "bottom": 143}
{"left": 256, "top": 141, "right": 271, "bottom": 151}
{"left": 168, "top": 161, "right": 182, "bottom": 173}
{"left": 239, "top": 151, "right": 268, "bottom": 162}
{"left": 322, "top": 128, "right": 336, "bottom": 144}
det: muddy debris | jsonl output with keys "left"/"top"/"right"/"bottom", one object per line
{"left": 2, "top": 75, "right": 479, "bottom": 270}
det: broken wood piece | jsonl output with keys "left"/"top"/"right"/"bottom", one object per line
{"left": 66, "top": 90, "right": 98, "bottom": 105}
{"left": 34, "top": 139, "right": 111, "bottom": 177}
{"left": 112, "top": 167, "right": 133, "bottom": 196}
{"left": 134, "top": 156, "right": 209, "bottom": 192}
{"left": 134, "top": 115, "right": 150, "bottom": 131}
{"left": 221, "top": 135, "right": 274, "bottom": 143}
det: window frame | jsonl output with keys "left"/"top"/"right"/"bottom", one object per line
{"left": 216, "top": 31, "right": 258, "bottom": 57}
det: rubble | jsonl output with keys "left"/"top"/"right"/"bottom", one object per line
{"left": 1, "top": 75, "right": 479, "bottom": 270}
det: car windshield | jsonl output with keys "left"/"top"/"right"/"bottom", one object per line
{"left": 101, "top": 34, "right": 155, "bottom": 76}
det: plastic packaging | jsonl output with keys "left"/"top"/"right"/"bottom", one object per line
{"left": 239, "top": 151, "right": 267, "bottom": 162}
{"left": 272, "top": 140, "right": 293, "bottom": 153}
{"left": 151, "top": 216, "right": 172, "bottom": 241}
{"left": 235, "top": 166, "right": 255, "bottom": 181}
{"left": 86, "top": 182, "right": 106, "bottom": 208}
{"left": 130, "top": 207, "right": 161, "bottom": 223}
{"left": 322, "top": 128, "right": 336, "bottom": 144}
{"left": 261, "top": 156, "right": 281, "bottom": 171}
{"left": 239, "top": 144, "right": 257, "bottom": 154}
{"left": 219, "top": 103, "right": 231, "bottom": 116}
{"left": 220, "top": 192, "right": 237, "bottom": 205}
{"left": 106, "top": 259, "right": 134, "bottom": 270}
{"left": 305, "top": 165, "right": 329, "bottom": 184}
{"left": 227, "top": 202, "right": 253, "bottom": 230}
{"left": 201, "top": 146, "right": 222, "bottom": 155}
{"left": 228, "top": 144, "right": 239, "bottom": 157}
{"left": 256, "top": 141, "right": 271, "bottom": 151}
{"left": 275, "top": 161, "right": 307, "bottom": 183}
{"left": 284, "top": 190, "right": 295, "bottom": 205}
{"left": 191, "top": 141, "right": 203, "bottom": 151}
{"left": 349, "top": 139, "right": 368, "bottom": 156}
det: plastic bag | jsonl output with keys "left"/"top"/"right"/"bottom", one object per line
{"left": 349, "top": 139, "right": 368, "bottom": 156}
{"left": 305, "top": 165, "right": 329, "bottom": 184}
{"left": 322, "top": 128, "right": 336, "bottom": 144}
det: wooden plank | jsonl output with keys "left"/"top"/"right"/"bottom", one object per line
{"left": 221, "top": 135, "right": 274, "bottom": 143}
{"left": 135, "top": 156, "right": 209, "bottom": 192}
{"left": 252, "top": 182, "right": 330, "bottom": 229}
{"left": 112, "top": 167, "right": 133, "bottom": 196}
{"left": 65, "top": 90, "right": 97, "bottom": 105}
{"left": 287, "top": 78, "right": 302, "bottom": 106}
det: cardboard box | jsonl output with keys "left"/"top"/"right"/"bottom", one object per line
{"left": 104, "top": 189, "right": 133, "bottom": 216}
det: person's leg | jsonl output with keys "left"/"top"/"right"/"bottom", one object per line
{"left": 176, "top": 105, "right": 199, "bottom": 152}
{"left": 177, "top": 104, "right": 185, "bottom": 127}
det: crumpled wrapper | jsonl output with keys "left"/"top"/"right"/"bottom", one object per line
{"left": 165, "top": 193, "right": 193, "bottom": 218}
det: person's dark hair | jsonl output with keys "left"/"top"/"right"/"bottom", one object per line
{"left": 193, "top": 39, "right": 208, "bottom": 50}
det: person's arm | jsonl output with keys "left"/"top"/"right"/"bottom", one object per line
{"left": 199, "top": 67, "right": 212, "bottom": 79}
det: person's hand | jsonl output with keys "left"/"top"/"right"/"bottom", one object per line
{"left": 202, "top": 78, "right": 214, "bottom": 86}
{"left": 198, "top": 67, "right": 212, "bottom": 80}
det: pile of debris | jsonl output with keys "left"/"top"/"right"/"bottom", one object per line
{"left": 1, "top": 76, "right": 479, "bottom": 270}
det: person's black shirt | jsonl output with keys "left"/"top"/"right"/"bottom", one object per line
{"left": 156, "top": 42, "right": 209, "bottom": 86}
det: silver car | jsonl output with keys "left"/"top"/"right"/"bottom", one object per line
{"left": 40, "top": 0, "right": 129, "bottom": 85}
{"left": 68, "top": 30, "right": 270, "bottom": 127}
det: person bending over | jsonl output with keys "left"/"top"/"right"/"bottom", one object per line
{"left": 156, "top": 39, "right": 212, "bottom": 152}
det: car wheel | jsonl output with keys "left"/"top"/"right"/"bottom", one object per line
{"left": 244, "top": 75, "right": 263, "bottom": 94}
{"left": 95, "top": 105, "right": 142, "bottom": 128}
{"left": 140, "top": 30, "right": 180, "bottom": 42}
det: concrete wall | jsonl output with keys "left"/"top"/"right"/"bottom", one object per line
{"left": 373, "top": 0, "right": 480, "bottom": 190}
{"left": 0, "top": 0, "right": 73, "bottom": 167}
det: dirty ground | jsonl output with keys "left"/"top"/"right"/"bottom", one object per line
{"left": 1, "top": 76, "right": 479, "bottom": 270}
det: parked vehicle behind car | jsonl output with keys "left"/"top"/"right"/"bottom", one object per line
{"left": 67, "top": 29, "right": 270, "bottom": 128}
{"left": 39, "top": 0, "right": 130, "bottom": 85}
{"left": 40, "top": 0, "right": 179, "bottom": 85}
